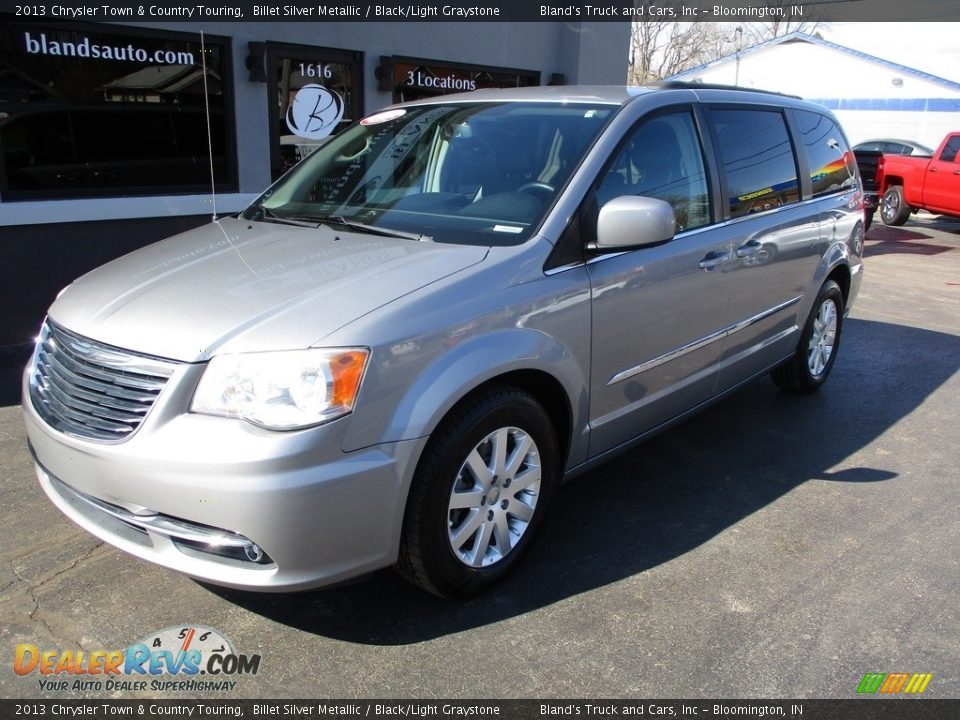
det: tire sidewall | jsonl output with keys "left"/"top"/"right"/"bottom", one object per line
{"left": 799, "top": 281, "right": 844, "bottom": 390}
{"left": 417, "top": 392, "right": 558, "bottom": 597}
{"left": 881, "top": 186, "right": 909, "bottom": 226}
{"left": 880, "top": 187, "right": 898, "bottom": 224}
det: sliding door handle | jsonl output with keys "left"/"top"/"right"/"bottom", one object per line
{"left": 699, "top": 251, "right": 730, "bottom": 270}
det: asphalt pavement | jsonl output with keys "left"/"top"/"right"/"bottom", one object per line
{"left": 2, "top": 215, "right": 958, "bottom": 700}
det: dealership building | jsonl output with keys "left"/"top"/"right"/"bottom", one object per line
{"left": 0, "top": 17, "right": 629, "bottom": 353}
{"left": 669, "top": 32, "right": 960, "bottom": 148}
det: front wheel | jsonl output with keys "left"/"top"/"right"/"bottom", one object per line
{"left": 771, "top": 280, "right": 844, "bottom": 394}
{"left": 396, "top": 385, "right": 558, "bottom": 599}
{"left": 880, "top": 186, "right": 912, "bottom": 226}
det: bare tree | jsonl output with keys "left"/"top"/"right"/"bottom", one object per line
{"left": 741, "top": 1, "right": 828, "bottom": 44}
{"left": 628, "top": 22, "right": 675, "bottom": 85}
{"left": 628, "top": 22, "right": 738, "bottom": 85}
{"left": 627, "top": 3, "right": 834, "bottom": 86}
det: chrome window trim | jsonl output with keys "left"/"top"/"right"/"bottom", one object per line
{"left": 580, "top": 223, "right": 719, "bottom": 271}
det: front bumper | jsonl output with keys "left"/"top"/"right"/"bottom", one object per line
{"left": 23, "top": 367, "right": 427, "bottom": 592}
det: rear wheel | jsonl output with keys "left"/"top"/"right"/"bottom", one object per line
{"left": 772, "top": 280, "right": 844, "bottom": 394}
{"left": 397, "top": 385, "right": 558, "bottom": 599}
{"left": 880, "top": 186, "right": 912, "bottom": 226}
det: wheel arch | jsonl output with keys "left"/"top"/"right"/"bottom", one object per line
{"left": 827, "top": 263, "right": 852, "bottom": 306}
{"left": 452, "top": 369, "right": 574, "bottom": 474}
{"left": 880, "top": 174, "right": 904, "bottom": 194}
{"left": 372, "top": 328, "right": 587, "bottom": 472}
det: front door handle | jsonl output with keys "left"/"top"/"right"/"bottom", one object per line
{"left": 699, "top": 251, "right": 730, "bottom": 270}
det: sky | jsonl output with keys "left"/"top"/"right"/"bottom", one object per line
{"left": 818, "top": 23, "right": 960, "bottom": 84}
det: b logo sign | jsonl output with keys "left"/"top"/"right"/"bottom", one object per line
{"left": 286, "top": 84, "right": 344, "bottom": 140}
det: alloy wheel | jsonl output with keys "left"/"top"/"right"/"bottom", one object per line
{"left": 447, "top": 426, "right": 541, "bottom": 567}
{"left": 807, "top": 298, "right": 838, "bottom": 378}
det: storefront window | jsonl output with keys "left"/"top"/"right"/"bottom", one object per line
{"left": 268, "top": 43, "right": 362, "bottom": 180}
{"left": 386, "top": 57, "right": 539, "bottom": 103}
{"left": 0, "top": 21, "right": 235, "bottom": 200}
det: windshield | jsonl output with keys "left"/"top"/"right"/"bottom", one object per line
{"left": 244, "top": 102, "right": 615, "bottom": 245}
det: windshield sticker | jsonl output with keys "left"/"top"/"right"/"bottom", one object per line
{"left": 493, "top": 225, "right": 524, "bottom": 234}
{"left": 360, "top": 109, "right": 407, "bottom": 126}
{"left": 286, "top": 84, "right": 344, "bottom": 140}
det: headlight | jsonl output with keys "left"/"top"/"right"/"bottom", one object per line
{"left": 191, "top": 348, "right": 369, "bottom": 430}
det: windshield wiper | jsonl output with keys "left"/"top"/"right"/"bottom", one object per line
{"left": 248, "top": 206, "right": 320, "bottom": 228}
{"left": 314, "top": 215, "right": 431, "bottom": 242}
{"left": 250, "top": 208, "right": 429, "bottom": 241}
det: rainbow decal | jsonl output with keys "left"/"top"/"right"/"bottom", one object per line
{"left": 857, "top": 672, "right": 933, "bottom": 695}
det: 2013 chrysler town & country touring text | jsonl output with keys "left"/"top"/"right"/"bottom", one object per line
{"left": 23, "top": 85, "right": 864, "bottom": 598}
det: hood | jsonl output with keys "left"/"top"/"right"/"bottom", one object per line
{"left": 49, "top": 217, "right": 488, "bottom": 362}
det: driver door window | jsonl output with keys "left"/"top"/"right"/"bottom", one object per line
{"left": 597, "top": 111, "right": 711, "bottom": 232}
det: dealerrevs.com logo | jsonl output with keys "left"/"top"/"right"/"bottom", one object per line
{"left": 14, "top": 626, "right": 260, "bottom": 693}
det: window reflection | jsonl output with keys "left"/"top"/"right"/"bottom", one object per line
{"left": 0, "top": 23, "right": 232, "bottom": 198}
{"left": 796, "top": 110, "right": 855, "bottom": 198}
{"left": 712, "top": 109, "right": 799, "bottom": 218}
{"left": 272, "top": 51, "right": 359, "bottom": 179}
{"left": 597, "top": 112, "right": 711, "bottom": 232}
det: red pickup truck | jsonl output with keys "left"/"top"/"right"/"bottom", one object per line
{"left": 879, "top": 132, "right": 960, "bottom": 225}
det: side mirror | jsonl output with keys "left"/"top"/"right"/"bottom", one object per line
{"left": 596, "top": 196, "right": 675, "bottom": 250}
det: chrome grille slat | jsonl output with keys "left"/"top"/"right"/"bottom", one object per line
{"left": 41, "top": 354, "right": 157, "bottom": 412}
{"left": 41, "top": 374, "right": 148, "bottom": 425}
{"left": 46, "top": 337, "right": 168, "bottom": 391}
{"left": 35, "top": 383, "right": 132, "bottom": 434}
{"left": 28, "top": 321, "right": 179, "bottom": 443}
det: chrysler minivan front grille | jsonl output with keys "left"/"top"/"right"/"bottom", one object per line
{"left": 28, "top": 321, "right": 178, "bottom": 442}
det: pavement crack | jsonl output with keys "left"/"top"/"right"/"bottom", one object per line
{"left": 13, "top": 543, "right": 105, "bottom": 652}
{"left": 2, "top": 531, "right": 97, "bottom": 566}
{"left": 31, "top": 541, "right": 105, "bottom": 594}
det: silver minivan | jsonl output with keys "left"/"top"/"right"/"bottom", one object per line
{"left": 23, "top": 85, "right": 864, "bottom": 598}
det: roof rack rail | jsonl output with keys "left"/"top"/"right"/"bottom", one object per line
{"left": 655, "top": 80, "right": 803, "bottom": 101}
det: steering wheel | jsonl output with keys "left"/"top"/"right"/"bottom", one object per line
{"left": 517, "top": 182, "right": 556, "bottom": 201}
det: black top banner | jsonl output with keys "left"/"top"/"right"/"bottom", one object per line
{"left": 1, "top": 0, "right": 959, "bottom": 22}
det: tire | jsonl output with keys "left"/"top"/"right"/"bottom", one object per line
{"left": 880, "top": 186, "right": 911, "bottom": 226}
{"left": 771, "top": 280, "right": 844, "bottom": 394}
{"left": 396, "top": 384, "right": 558, "bottom": 599}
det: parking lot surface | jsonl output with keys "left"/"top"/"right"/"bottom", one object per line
{"left": 2, "top": 215, "right": 958, "bottom": 699}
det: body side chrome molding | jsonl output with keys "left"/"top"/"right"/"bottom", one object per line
{"left": 608, "top": 327, "right": 727, "bottom": 385}
{"left": 607, "top": 295, "right": 803, "bottom": 386}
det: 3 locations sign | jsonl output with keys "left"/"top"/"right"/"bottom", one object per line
{"left": 384, "top": 57, "right": 538, "bottom": 102}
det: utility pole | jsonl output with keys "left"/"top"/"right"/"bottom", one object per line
{"left": 734, "top": 26, "right": 743, "bottom": 86}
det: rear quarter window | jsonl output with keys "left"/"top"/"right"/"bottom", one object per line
{"left": 795, "top": 110, "right": 856, "bottom": 198}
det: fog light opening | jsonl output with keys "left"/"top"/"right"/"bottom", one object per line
{"left": 170, "top": 536, "right": 274, "bottom": 566}
{"left": 244, "top": 543, "right": 264, "bottom": 563}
